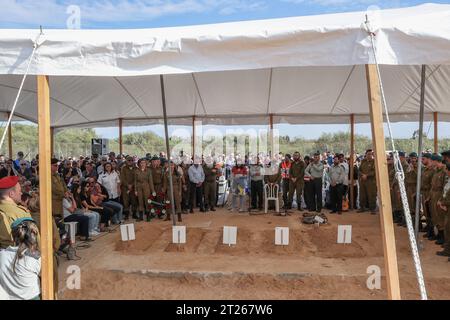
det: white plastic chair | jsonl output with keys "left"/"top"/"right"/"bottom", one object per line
{"left": 264, "top": 183, "right": 280, "bottom": 214}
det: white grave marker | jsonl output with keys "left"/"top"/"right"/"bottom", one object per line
{"left": 337, "top": 225, "right": 352, "bottom": 244}
{"left": 223, "top": 226, "right": 237, "bottom": 246}
{"left": 120, "top": 224, "right": 136, "bottom": 241}
{"left": 275, "top": 227, "right": 289, "bottom": 246}
{"left": 172, "top": 226, "right": 186, "bottom": 244}
{"left": 64, "top": 221, "right": 78, "bottom": 244}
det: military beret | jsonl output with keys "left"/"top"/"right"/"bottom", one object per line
{"left": 51, "top": 158, "right": 59, "bottom": 165}
{"left": 431, "top": 154, "right": 442, "bottom": 162}
{"left": 151, "top": 155, "right": 159, "bottom": 161}
{"left": 409, "top": 152, "right": 418, "bottom": 158}
{"left": 398, "top": 151, "right": 405, "bottom": 157}
{"left": 442, "top": 150, "right": 450, "bottom": 156}
{"left": 0, "top": 176, "right": 19, "bottom": 189}
{"left": 11, "top": 217, "right": 34, "bottom": 229}
{"left": 422, "top": 153, "right": 432, "bottom": 159}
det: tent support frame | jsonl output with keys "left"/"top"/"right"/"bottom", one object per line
{"left": 37, "top": 75, "right": 54, "bottom": 300}
{"left": 366, "top": 64, "right": 401, "bottom": 300}
{"left": 349, "top": 114, "right": 355, "bottom": 210}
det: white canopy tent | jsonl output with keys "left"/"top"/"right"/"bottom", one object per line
{"left": 0, "top": 3, "right": 449, "bottom": 128}
{"left": 1, "top": 3, "right": 449, "bottom": 301}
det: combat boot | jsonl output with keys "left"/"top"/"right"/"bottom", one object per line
{"left": 138, "top": 211, "right": 144, "bottom": 221}
{"left": 435, "top": 230, "right": 445, "bottom": 245}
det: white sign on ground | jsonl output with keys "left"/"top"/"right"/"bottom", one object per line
{"left": 120, "top": 224, "right": 136, "bottom": 241}
{"left": 275, "top": 227, "right": 289, "bottom": 246}
{"left": 172, "top": 226, "right": 186, "bottom": 244}
{"left": 64, "top": 221, "right": 78, "bottom": 244}
{"left": 223, "top": 226, "right": 237, "bottom": 246}
{"left": 337, "top": 225, "right": 352, "bottom": 244}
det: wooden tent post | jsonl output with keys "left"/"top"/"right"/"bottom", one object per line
{"left": 433, "top": 112, "right": 438, "bottom": 153}
{"left": 365, "top": 64, "right": 401, "bottom": 300}
{"left": 37, "top": 75, "right": 54, "bottom": 300}
{"left": 349, "top": 114, "right": 355, "bottom": 210}
{"left": 7, "top": 112, "right": 12, "bottom": 159}
{"left": 119, "top": 118, "right": 123, "bottom": 155}
{"left": 50, "top": 127, "right": 54, "bottom": 158}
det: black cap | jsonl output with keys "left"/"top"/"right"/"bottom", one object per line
{"left": 409, "top": 152, "right": 418, "bottom": 158}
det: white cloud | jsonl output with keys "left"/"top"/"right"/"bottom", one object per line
{"left": 1, "top": 0, "right": 267, "bottom": 28}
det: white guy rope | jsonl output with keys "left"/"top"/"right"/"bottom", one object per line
{"left": 0, "top": 30, "right": 43, "bottom": 151}
{"left": 364, "top": 16, "right": 428, "bottom": 300}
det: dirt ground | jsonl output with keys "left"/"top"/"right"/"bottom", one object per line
{"left": 58, "top": 209, "right": 450, "bottom": 300}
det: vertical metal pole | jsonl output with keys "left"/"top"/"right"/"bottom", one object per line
{"left": 415, "top": 65, "right": 426, "bottom": 240}
{"left": 192, "top": 116, "right": 196, "bottom": 158}
{"left": 160, "top": 75, "right": 177, "bottom": 226}
{"left": 349, "top": 114, "right": 355, "bottom": 210}
{"left": 7, "top": 113, "right": 13, "bottom": 160}
{"left": 119, "top": 118, "right": 123, "bottom": 155}
{"left": 433, "top": 112, "right": 438, "bottom": 153}
{"left": 269, "top": 114, "right": 274, "bottom": 157}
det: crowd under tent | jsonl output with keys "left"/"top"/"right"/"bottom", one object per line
{"left": 0, "top": 3, "right": 449, "bottom": 300}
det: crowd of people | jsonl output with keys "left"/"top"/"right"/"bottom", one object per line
{"left": 0, "top": 147, "right": 449, "bottom": 299}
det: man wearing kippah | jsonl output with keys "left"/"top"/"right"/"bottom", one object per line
{"left": 0, "top": 176, "right": 32, "bottom": 248}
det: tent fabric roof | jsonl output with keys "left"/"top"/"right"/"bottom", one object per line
{"left": 0, "top": 4, "right": 449, "bottom": 128}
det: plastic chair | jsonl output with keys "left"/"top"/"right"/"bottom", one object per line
{"left": 264, "top": 183, "right": 280, "bottom": 214}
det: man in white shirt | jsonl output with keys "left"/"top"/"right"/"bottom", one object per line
{"left": 188, "top": 158, "right": 205, "bottom": 213}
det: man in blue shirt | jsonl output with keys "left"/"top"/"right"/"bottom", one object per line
{"left": 188, "top": 158, "right": 205, "bottom": 213}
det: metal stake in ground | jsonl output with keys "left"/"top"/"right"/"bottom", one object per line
{"left": 160, "top": 74, "right": 177, "bottom": 226}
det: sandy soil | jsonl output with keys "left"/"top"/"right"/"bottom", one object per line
{"left": 58, "top": 209, "right": 450, "bottom": 300}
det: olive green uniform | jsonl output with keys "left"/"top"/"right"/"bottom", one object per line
{"left": 430, "top": 167, "right": 447, "bottom": 231}
{"left": 388, "top": 163, "right": 399, "bottom": 212}
{"left": 0, "top": 200, "right": 32, "bottom": 249}
{"left": 358, "top": 158, "right": 377, "bottom": 211}
{"left": 120, "top": 165, "right": 138, "bottom": 216}
{"left": 203, "top": 165, "right": 217, "bottom": 210}
{"left": 134, "top": 169, "right": 155, "bottom": 213}
{"left": 52, "top": 172, "right": 68, "bottom": 219}
{"left": 289, "top": 160, "right": 306, "bottom": 209}
{"left": 441, "top": 182, "right": 450, "bottom": 254}
{"left": 163, "top": 170, "right": 183, "bottom": 220}
{"left": 150, "top": 166, "right": 164, "bottom": 193}
{"left": 421, "top": 166, "right": 435, "bottom": 220}
{"left": 391, "top": 160, "right": 409, "bottom": 213}
{"left": 405, "top": 163, "right": 418, "bottom": 216}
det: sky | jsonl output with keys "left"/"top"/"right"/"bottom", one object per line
{"left": 2, "top": 0, "right": 450, "bottom": 140}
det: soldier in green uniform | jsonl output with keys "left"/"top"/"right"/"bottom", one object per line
{"left": 387, "top": 154, "right": 400, "bottom": 222}
{"left": 0, "top": 176, "right": 32, "bottom": 249}
{"left": 289, "top": 152, "right": 306, "bottom": 211}
{"left": 134, "top": 158, "right": 155, "bottom": 221}
{"left": 150, "top": 155, "right": 164, "bottom": 194}
{"left": 203, "top": 156, "right": 217, "bottom": 212}
{"left": 405, "top": 152, "right": 418, "bottom": 224}
{"left": 436, "top": 162, "right": 450, "bottom": 259}
{"left": 421, "top": 153, "right": 435, "bottom": 238}
{"left": 120, "top": 156, "right": 138, "bottom": 220}
{"left": 51, "top": 158, "right": 69, "bottom": 219}
{"left": 163, "top": 161, "right": 183, "bottom": 222}
{"left": 430, "top": 154, "right": 447, "bottom": 245}
{"left": 357, "top": 149, "right": 377, "bottom": 214}
{"left": 392, "top": 152, "right": 409, "bottom": 226}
